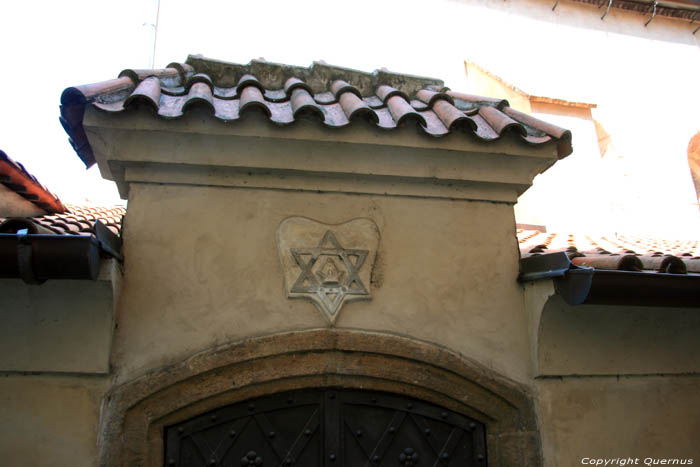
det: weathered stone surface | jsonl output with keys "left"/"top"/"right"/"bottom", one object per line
{"left": 277, "top": 217, "right": 379, "bottom": 324}
{"left": 99, "top": 329, "right": 540, "bottom": 467}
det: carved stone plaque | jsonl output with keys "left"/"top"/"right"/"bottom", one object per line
{"left": 277, "top": 217, "right": 379, "bottom": 324}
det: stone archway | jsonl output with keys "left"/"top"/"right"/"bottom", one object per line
{"left": 99, "top": 329, "right": 541, "bottom": 466}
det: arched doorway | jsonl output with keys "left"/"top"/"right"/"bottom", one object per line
{"left": 164, "top": 388, "right": 487, "bottom": 466}
{"left": 99, "top": 330, "right": 539, "bottom": 466}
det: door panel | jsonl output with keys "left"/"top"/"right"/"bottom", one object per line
{"left": 164, "top": 389, "right": 487, "bottom": 466}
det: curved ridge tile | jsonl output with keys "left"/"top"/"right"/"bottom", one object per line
{"left": 363, "top": 95, "right": 384, "bottom": 109}
{"left": 185, "top": 73, "right": 214, "bottom": 93}
{"left": 214, "top": 86, "right": 239, "bottom": 100}
{"left": 416, "top": 89, "right": 455, "bottom": 107}
{"left": 118, "top": 67, "right": 180, "bottom": 84}
{"left": 239, "top": 85, "right": 271, "bottom": 117}
{"left": 374, "top": 107, "right": 397, "bottom": 129}
{"left": 166, "top": 62, "right": 193, "bottom": 86}
{"left": 158, "top": 95, "right": 187, "bottom": 118}
{"left": 93, "top": 99, "right": 127, "bottom": 112}
{"left": 266, "top": 101, "right": 295, "bottom": 124}
{"left": 263, "top": 88, "right": 287, "bottom": 102}
{"left": 503, "top": 107, "right": 570, "bottom": 140}
{"left": 320, "top": 102, "right": 350, "bottom": 127}
{"left": 290, "top": 88, "right": 324, "bottom": 121}
{"left": 522, "top": 134, "right": 553, "bottom": 145}
{"left": 470, "top": 114, "right": 501, "bottom": 141}
{"left": 338, "top": 92, "right": 378, "bottom": 123}
{"left": 330, "top": 80, "right": 362, "bottom": 99}
{"left": 433, "top": 99, "right": 476, "bottom": 131}
{"left": 387, "top": 95, "right": 427, "bottom": 127}
{"left": 376, "top": 85, "right": 408, "bottom": 103}
{"left": 447, "top": 90, "right": 507, "bottom": 111}
{"left": 314, "top": 92, "right": 336, "bottom": 105}
{"left": 182, "top": 82, "right": 215, "bottom": 114}
{"left": 478, "top": 106, "right": 526, "bottom": 137}
{"left": 410, "top": 99, "right": 429, "bottom": 111}
{"left": 284, "top": 77, "right": 313, "bottom": 97}
{"left": 212, "top": 98, "right": 241, "bottom": 122}
{"left": 502, "top": 106, "right": 572, "bottom": 157}
{"left": 417, "top": 110, "right": 449, "bottom": 136}
{"left": 161, "top": 85, "right": 186, "bottom": 96}
{"left": 61, "top": 77, "right": 135, "bottom": 105}
{"left": 124, "top": 76, "right": 161, "bottom": 111}
{"left": 62, "top": 58, "right": 574, "bottom": 168}
{"left": 237, "top": 74, "right": 265, "bottom": 94}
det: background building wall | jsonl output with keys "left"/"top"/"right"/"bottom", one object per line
{"left": 461, "top": 0, "right": 700, "bottom": 238}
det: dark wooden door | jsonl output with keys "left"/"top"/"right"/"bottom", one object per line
{"left": 164, "top": 389, "right": 487, "bottom": 466}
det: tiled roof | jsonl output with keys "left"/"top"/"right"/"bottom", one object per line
{"left": 60, "top": 56, "right": 573, "bottom": 168}
{"left": 570, "top": 0, "right": 700, "bottom": 22}
{"left": 518, "top": 229, "right": 700, "bottom": 273}
{"left": 0, "top": 204, "right": 125, "bottom": 236}
{"left": 0, "top": 150, "right": 67, "bottom": 213}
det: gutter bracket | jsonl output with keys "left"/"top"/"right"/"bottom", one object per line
{"left": 553, "top": 268, "right": 594, "bottom": 305}
{"left": 601, "top": 0, "right": 613, "bottom": 20}
{"left": 645, "top": 1, "right": 658, "bottom": 26}
{"left": 518, "top": 251, "right": 572, "bottom": 282}
{"left": 16, "top": 229, "right": 44, "bottom": 285}
{"left": 93, "top": 219, "right": 123, "bottom": 261}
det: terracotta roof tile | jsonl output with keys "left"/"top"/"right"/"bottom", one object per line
{"left": 61, "top": 56, "right": 574, "bottom": 168}
{"left": 0, "top": 204, "right": 125, "bottom": 236}
{"left": 0, "top": 151, "right": 67, "bottom": 214}
{"left": 518, "top": 229, "right": 700, "bottom": 273}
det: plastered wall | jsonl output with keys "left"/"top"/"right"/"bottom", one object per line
{"left": 537, "top": 376, "right": 700, "bottom": 465}
{"left": 111, "top": 182, "right": 532, "bottom": 386}
{"left": 0, "top": 375, "right": 110, "bottom": 467}
{"left": 529, "top": 293, "right": 700, "bottom": 464}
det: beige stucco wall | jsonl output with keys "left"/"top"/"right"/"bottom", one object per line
{"left": 0, "top": 261, "right": 120, "bottom": 466}
{"left": 526, "top": 285, "right": 700, "bottom": 465}
{"left": 538, "top": 295, "right": 700, "bottom": 376}
{"left": 0, "top": 277, "right": 115, "bottom": 373}
{"left": 111, "top": 182, "right": 532, "bottom": 385}
{"left": 464, "top": 62, "right": 532, "bottom": 113}
{"left": 537, "top": 376, "right": 700, "bottom": 465}
{"left": 0, "top": 375, "right": 110, "bottom": 467}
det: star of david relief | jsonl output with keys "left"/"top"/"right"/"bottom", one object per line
{"left": 277, "top": 217, "right": 380, "bottom": 325}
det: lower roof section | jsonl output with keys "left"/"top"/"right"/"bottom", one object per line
{"left": 520, "top": 251, "right": 700, "bottom": 307}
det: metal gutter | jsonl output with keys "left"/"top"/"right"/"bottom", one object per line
{"left": 519, "top": 252, "right": 700, "bottom": 308}
{"left": 0, "top": 219, "right": 122, "bottom": 284}
{"left": 570, "top": 0, "right": 700, "bottom": 22}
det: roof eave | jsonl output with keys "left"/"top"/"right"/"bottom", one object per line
{"left": 520, "top": 252, "right": 700, "bottom": 308}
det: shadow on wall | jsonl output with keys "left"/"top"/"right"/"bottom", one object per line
{"left": 537, "top": 295, "right": 700, "bottom": 376}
